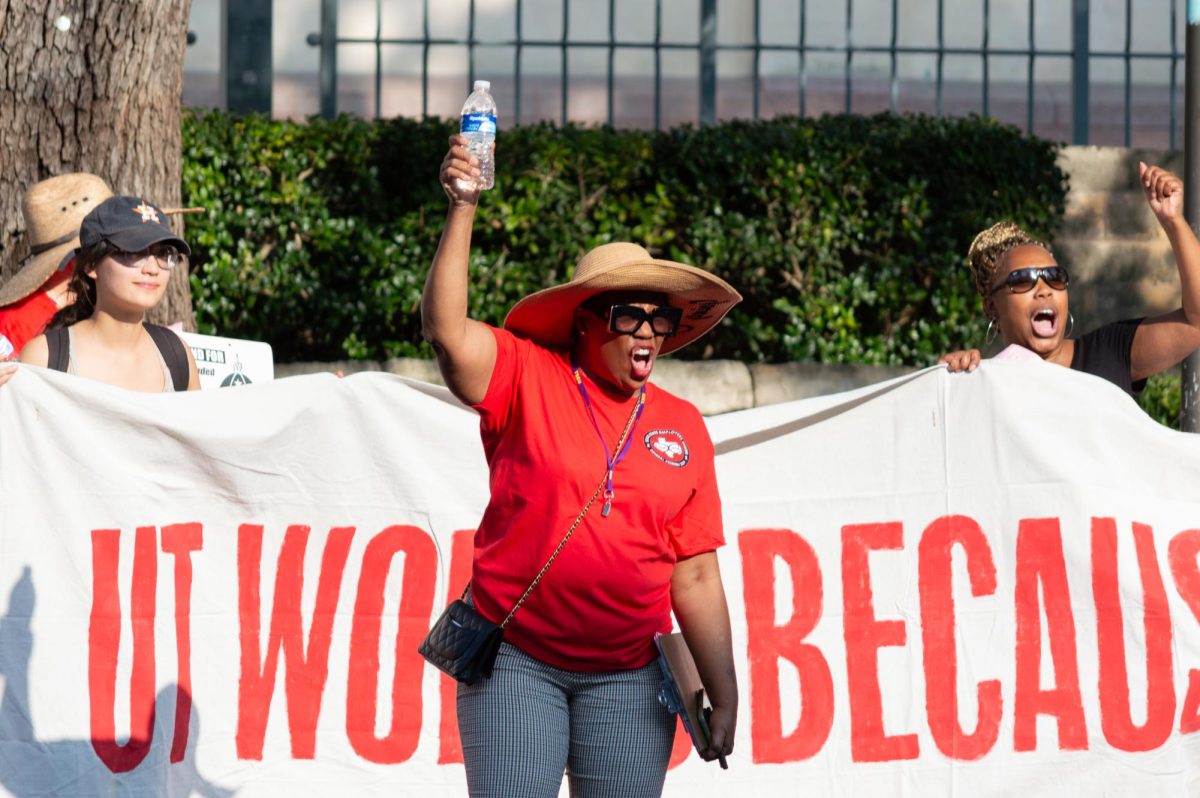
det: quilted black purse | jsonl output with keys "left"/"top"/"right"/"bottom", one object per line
{"left": 417, "top": 594, "right": 504, "bottom": 685}
{"left": 419, "top": 387, "right": 646, "bottom": 685}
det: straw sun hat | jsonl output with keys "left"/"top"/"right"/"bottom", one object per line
{"left": 0, "top": 173, "right": 113, "bottom": 307}
{"left": 504, "top": 242, "right": 742, "bottom": 355}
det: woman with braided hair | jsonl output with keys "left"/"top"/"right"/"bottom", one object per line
{"left": 939, "top": 162, "right": 1200, "bottom": 396}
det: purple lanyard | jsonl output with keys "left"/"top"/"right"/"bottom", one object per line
{"left": 571, "top": 360, "right": 646, "bottom": 517}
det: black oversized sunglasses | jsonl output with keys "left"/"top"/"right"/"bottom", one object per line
{"left": 603, "top": 304, "right": 683, "bottom": 337}
{"left": 988, "top": 265, "right": 1069, "bottom": 296}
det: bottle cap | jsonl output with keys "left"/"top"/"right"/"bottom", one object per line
{"left": 473, "top": 80, "right": 491, "bottom": 91}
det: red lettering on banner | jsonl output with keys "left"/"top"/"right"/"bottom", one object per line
{"left": 346, "top": 525, "right": 437, "bottom": 763}
{"left": 1013, "top": 518, "right": 1087, "bottom": 751}
{"left": 1169, "top": 529, "right": 1200, "bottom": 734}
{"left": 88, "top": 526, "right": 157, "bottom": 773}
{"left": 78, "top": 511, "right": 1198, "bottom": 768}
{"left": 160, "top": 523, "right": 203, "bottom": 763}
{"left": 918, "top": 515, "right": 1001, "bottom": 760}
{"left": 739, "top": 528, "right": 833, "bottom": 763}
{"left": 236, "top": 524, "right": 355, "bottom": 759}
{"left": 438, "top": 530, "right": 477, "bottom": 765}
{"left": 1091, "top": 519, "right": 1174, "bottom": 751}
{"left": 842, "top": 522, "right": 919, "bottom": 763}
{"left": 667, "top": 717, "right": 693, "bottom": 769}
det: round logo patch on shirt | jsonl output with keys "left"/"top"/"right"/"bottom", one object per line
{"left": 644, "top": 429, "right": 689, "bottom": 467}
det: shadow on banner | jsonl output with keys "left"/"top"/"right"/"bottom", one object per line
{"left": 0, "top": 567, "right": 234, "bottom": 796}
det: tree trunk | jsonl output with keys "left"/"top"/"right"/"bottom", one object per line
{"left": 0, "top": 0, "right": 196, "bottom": 328}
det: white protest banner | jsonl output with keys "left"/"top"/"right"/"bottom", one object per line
{"left": 0, "top": 360, "right": 1198, "bottom": 797}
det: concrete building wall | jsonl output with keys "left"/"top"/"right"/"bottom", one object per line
{"left": 184, "top": 0, "right": 1186, "bottom": 144}
{"left": 1056, "top": 146, "right": 1184, "bottom": 335}
{"left": 189, "top": 0, "right": 1181, "bottom": 81}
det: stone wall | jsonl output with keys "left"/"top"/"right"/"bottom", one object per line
{"left": 275, "top": 144, "right": 1183, "bottom": 414}
{"left": 1056, "top": 147, "right": 1183, "bottom": 335}
{"left": 274, "top": 358, "right": 916, "bottom": 416}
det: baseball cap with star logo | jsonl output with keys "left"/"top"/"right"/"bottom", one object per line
{"left": 78, "top": 195, "right": 192, "bottom": 257}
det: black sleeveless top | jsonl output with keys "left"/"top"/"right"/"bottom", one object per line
{"left": 1069, "top": 318, "right": 1146, "bottom": 397}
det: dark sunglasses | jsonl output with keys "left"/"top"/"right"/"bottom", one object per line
{"left": 988, "top": 265, "right": 1069, "bottom": 296}
{"left": 110, "top": 244, "right": 182, "bottom": 271}
{"left": 602, "top": 304, "right": 683, "bottom": 337}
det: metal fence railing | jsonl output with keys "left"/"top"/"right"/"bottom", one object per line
{"left": 305, "top": 0, "right": 1187, "bottom": 147}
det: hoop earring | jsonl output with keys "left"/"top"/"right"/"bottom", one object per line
{"left": 1066, "top": 313, "right": 1075, "bottom": 338}
{"left": 984, "top": 320, "right": 997, "bottom": 345}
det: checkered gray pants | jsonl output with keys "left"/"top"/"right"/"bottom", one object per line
{"left": 457, "top": 641, "right": 676, "bottom": 798}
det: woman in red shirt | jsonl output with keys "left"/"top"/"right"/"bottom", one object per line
{"left": 423, "top": 135, "right": 740, "bottom": 796}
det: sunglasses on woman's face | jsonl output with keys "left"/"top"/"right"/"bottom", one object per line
{"left": 988, "top": 265, "right": 1069, "bottom": 296}
{"left": 603, "top": 304, "right": 683, "bottom": 337}
{"left": 111, "top": 244, "right": 182, "bottom": 271}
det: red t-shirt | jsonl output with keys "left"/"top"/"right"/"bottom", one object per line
{"left": 471, "top": 326, "right": 724, "bottom": 671}
{"left": 0, "top": 290, "right": 57, "bottom": 361}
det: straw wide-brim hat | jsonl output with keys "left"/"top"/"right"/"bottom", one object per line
{"left": 0, "top": 173, "right": 113, "bottom": 307}
{"left": 504, "top": 242, "right": 742, "bottom": 355}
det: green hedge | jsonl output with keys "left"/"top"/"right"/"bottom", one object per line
{"left": 1139, "top": 372, "right": 1182, "bottom": 429}
{"left": 182, "top": 111, "right": 1066, "bottom": 365}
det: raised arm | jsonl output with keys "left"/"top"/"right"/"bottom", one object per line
{"left": 1129, "top": 162, "right": 1200, "bottom": 381}
{"left": 671, "top": 551, "right": 738, "bottom": 763}
{"left": 421, "top": 134, "right": 498, "bottom": 406}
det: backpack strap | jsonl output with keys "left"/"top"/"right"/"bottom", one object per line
{"left": 45, "top": 327, "right": 70, "bottom": 373}
{"left": 143, "top": 323, "right": 190, "bottom": 391}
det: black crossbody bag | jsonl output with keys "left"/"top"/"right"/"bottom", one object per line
{"left": 418, "top": 389, "right": 645, "bottom": 685}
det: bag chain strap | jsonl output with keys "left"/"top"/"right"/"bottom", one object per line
{"left": 497, "top": 390, "right": 645, "bottom": 629}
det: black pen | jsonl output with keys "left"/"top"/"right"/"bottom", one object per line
{"left": 702, "top": 706, "right": 729, "bottom": 769}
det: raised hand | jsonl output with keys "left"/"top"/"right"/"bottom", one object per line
{"left": 440, "top": 134, "right": 483, "bottom": 207}
{"left": 1139, "top": 161, "right": 1183, "bottom": 225}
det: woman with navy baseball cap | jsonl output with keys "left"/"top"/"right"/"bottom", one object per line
{"left": 6, "top": 195, "right": 199, "bottom": 392}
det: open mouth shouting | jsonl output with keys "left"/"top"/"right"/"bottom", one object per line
{"left": 1031, "top": 306, "right": 1059, "bottom": 338}
{"left": 631, "top": 345, "right": 656, "bottom": 381}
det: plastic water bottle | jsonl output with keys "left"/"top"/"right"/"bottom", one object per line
{"left": 460, "top": 80, "right": 497, "bottom": 190}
